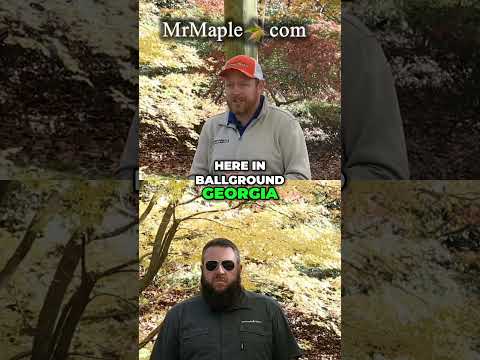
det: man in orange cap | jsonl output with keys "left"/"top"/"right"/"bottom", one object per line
{"left": 190, "top": 55, "right": 311, "bottom": 179}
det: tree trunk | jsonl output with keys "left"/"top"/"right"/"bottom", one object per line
{"left": 224, "top": 0, "right": 258, "bottom": 60}
{"left": 0, "top": 180, "right": 12, "bottom": 205}
{"left": 139, "top": 191, "right": 160, "bottom": 224}
{"left": 31, "top": 231, "right": 83, "bottom": 360}
{"left": 0, "top": 193, "right": 56, "bottom": 289}
{"left": 139, "top": 204, "right": 178, "bottom": 292}
{"left": 139, "top": 321, "right": 163, "bottom": 348}
{"left": 51, "top": 273, "right": 96, "bottom": 359}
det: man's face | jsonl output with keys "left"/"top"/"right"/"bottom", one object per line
{"left": 223, "top": 70, "right": 264, "bottom": 118}
{"left": 201, "top": 246, "right": 241, "bottom": 293}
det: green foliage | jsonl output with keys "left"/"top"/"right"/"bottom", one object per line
{"left": 265, "top": 0, "right": 341, "bottom": 23}
{"left": 307, "top": 102, "right": 340, "bottom": 130}
{"left": 156, "top": 0, "right": 190, "bottom": 9}
{"left": 139, "top": 26, "right": 222, "bottom": 149}
{"left": 139, "top": 0, "right": 340, "bottom": 176}
{"left": 0, "top": 180, "right": 137, "bottom": 359}
{"left": 139, "top": 181, "right": 341, "bottom": 358}
{"left": 60, "top": 181, "right": 118, "bottom": 230}
{"left": 140, "top": 30, "right": 204, "bottom": 69}
{"left": 139, "top": 180, "right": 341, "bottom": 309}
{"left": 343, "top": 182, "right": 480, "bottom": 359}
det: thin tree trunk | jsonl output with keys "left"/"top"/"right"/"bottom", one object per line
{"left": 0, "top": 180, "right": 12, "bottom": 205}
{"left": 224, "top": 0, "right": 258, "bottom": 59}
{"left": 139, "top": 192, "right": 160, "bottom": 224}
{"left": 52, "top": 274, "right": 96, "bottom": 359}
{"left": 139, "top": 322, "right": 163, "bottom": 348}
{"left": 0, "top": 193, "right": 56, "bottom": 289}
{"left": 139, "top": 204, "right": 174, "bottom": 292}
{"left": 139, "top": 218, "right": 179, "bottom": 293}
{"left": 31, "top": 231, "right": 83, "bottom": 360}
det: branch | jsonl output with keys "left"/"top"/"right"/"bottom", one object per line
{"left": 0, "top": 192, "right": 57, "bottom": 289}
{"left": 112, "top": 203, "right": 138, "bottom": 219}
{"left": 417, "top": 187, "right": 480, "bottom": 202}
{"left": 415, "top": 188, "right": 480, "bottom": 202}
{"left": 139, "top": 252, "right": 153, "bottom": 263}
{"left": 446, "top": 193, "right": 480, "bottom": 202}
{"left": 416, "top": 188, "right": 443, "bottom": 200}
{"left": 68, "top": 352, "right": 115, "bottom": 360}
{"left": 263, "top": 204, "right": 321, "bottom": 234}
{"left": 9, "top": 351, "right": 32, "bottom": 360}
{"left": 184, "top": 217, "right": 240, "bottom": 230}
{"left": 96, "top": 259, "right": 138, "bottom": 280}
{"left": 177, "top": 194, "right": 202, "bottom": 206}
{"left": 178, "top": 201, "right": 245, "bottom": 222}
{"left": 139, "top": 322, "right": 163, "bottom": 349}
{"left": 267, "top": 88, "right": 303, "bottom": 106}
{"left": 81, "top": 310, "right": 137, "bottom": 322}
{"left": 82, "top": 233, "right": 87, "bottom": 279}
{"left": 89, "top": 292, "right": 137, "bottom": 310}
{"left": 90, "top": 220, "right": 138, "bottom": 243}
{"left": 438, "top": 224, "right": 476, "bottom": 239}
{"left": 140, "top": 192, "right": 160, "bottom": 223}
{"left": 343, "top": 258, "right": 428, "bottom": 306}
{"left": 276, "top": 96, "right": 304, "bottom": 106}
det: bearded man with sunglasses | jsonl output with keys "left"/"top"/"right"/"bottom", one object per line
{"left": 150, "top": 238, "right": 302, "bottom": 360}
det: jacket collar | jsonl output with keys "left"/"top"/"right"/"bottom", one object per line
{"left": 223, "top": 95, "right": 269, "bottom": 129}
{"left": 228, "top": 289, "right": 252, "bottom": 310}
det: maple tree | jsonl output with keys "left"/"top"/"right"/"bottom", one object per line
{"left": 140, "top": 0, "right": 341, "bottom": 178}
{"left": 138, "top": 180, "right": 341, "bottom": 359}
{"left": 342, "top": 182, "right": 480, "bottom": 359}
{"left": 1, "top": 181, "right": 138, "bottom": 359}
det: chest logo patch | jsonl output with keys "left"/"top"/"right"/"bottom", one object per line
{"left": 241, "top": 320, "right": 263, "bottom": 324}
{"left": 213, "top": 138, "right": 229, "bottom": 145}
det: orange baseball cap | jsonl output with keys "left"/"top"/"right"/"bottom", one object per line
{"left": 219, "top": 55, "right": 265, "bottom": 80}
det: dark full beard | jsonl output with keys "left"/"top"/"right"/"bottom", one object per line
{"left": 201, "top": 272, "right": 242, "bottom": 312}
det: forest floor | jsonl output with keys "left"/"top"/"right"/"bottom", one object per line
{"left": 0, "top": 1, "right": 137, "bottom": 178}
{"left": 398, "top": 89, "right": 480, "bottom": 179}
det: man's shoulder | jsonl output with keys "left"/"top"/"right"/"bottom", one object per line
{"left": 244, "top": 290, "right": 282, "bottom": 310}
{"left": 167, "top": 294, "right": 204, "bottom": 314}
{"left": 342, "top": 13, "right": 375, "bottom": 39}
{"left": 342, "top": 12, "right": 387, "bottom": 70}
{"left": 204, "top": 111, "right": 228, "bottom": 127}
{"left": 265, "top": 104, "right": 298, "bottom": 126}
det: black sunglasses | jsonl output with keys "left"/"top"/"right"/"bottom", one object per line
{"left": 205, "top": 260, "right": 235, "bottom": 272}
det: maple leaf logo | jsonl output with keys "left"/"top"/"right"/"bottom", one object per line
{"left": 245, "top": 24, "right": 265, "bottom": 43}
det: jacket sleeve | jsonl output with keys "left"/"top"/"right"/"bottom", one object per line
{"left": 271, "top": 301, "right": 303, "bottom": 359}
{"left": 189, "top": 120, "right": 211, "bottom": 177}
{"left": 150, "top": 308, "right": 180, "bottom": 360}
{"left": 341, "top": 15, "right": 410, "bottom": 182}
{"left": 281, "top": 120, "right": 312, "bottom": 180}
{"left": 115, "top": 111, "right": 139, "bottom": 179}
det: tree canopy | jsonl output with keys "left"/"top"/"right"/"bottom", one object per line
{"left": 139, "top": 180, "right": 341, "bottom": 359}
